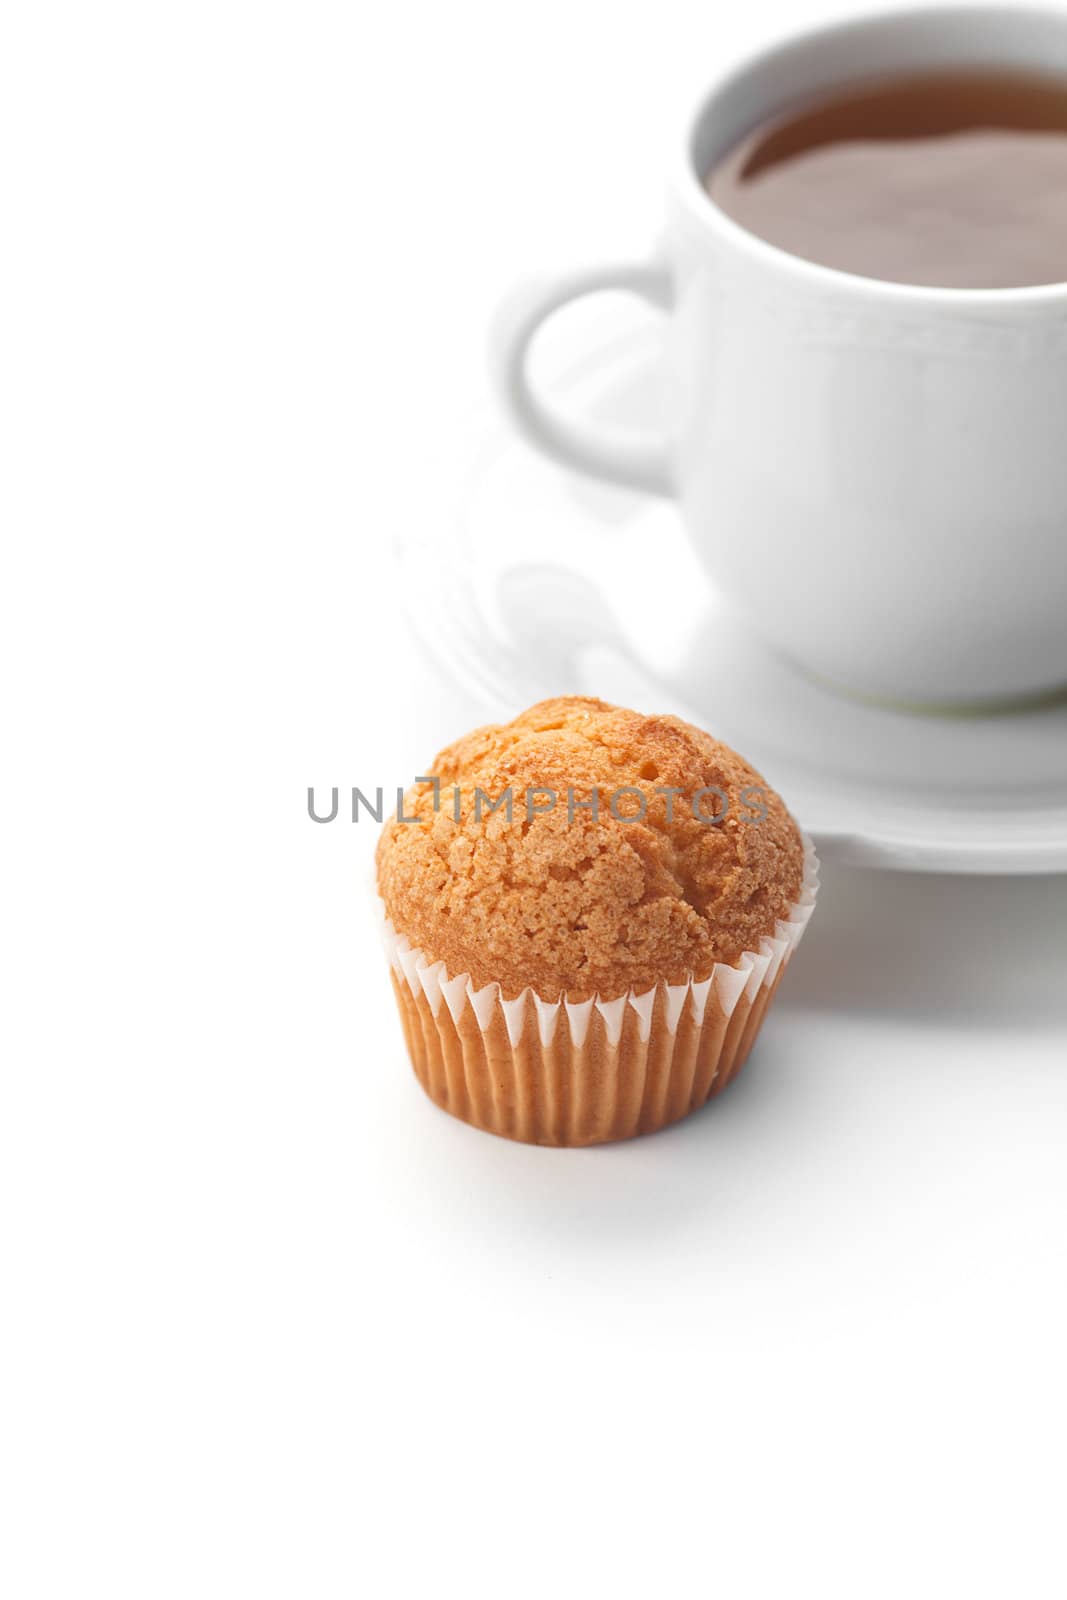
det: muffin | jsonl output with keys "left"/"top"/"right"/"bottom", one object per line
{"left": 376, "top": 697, "right": 817, "bottom": 1145}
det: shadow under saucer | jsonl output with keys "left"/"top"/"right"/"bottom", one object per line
{"left": 779, "top": 855, "right": 1067, "bottom": 1028}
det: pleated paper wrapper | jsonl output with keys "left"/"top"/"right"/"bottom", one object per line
{"left": 379, "top": 837, "right": 818, "bottom": 1146}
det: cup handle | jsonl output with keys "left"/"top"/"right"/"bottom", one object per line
{"left": 489, "top": 262, "right": 675, "bottom": 497}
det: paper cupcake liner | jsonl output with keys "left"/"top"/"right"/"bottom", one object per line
{"left": 378, "top": 836, "right": 818, "bottom": 1147}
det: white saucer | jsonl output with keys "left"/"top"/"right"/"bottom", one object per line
{"left": 400, "top": 319, "right": 1067, "bottom": 874}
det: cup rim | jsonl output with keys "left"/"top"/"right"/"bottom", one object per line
{"left": 675, "top": 2, "right": 1067, "bottom": 305}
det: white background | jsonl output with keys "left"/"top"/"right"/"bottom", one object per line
{"left": 4, "top": 1, "right": 1067, "bottom": 1595}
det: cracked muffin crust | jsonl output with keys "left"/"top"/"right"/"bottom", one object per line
{"left": 376, "top": 697, "right": 805, "bottom": 1002}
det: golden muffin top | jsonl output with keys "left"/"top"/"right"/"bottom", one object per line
{"left": 376, "top": 697, "right": 804, "bottom": 1001}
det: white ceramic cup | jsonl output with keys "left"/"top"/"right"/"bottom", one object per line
{"left": 491, "top": 6, "right": 1067, "bottom": 707}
